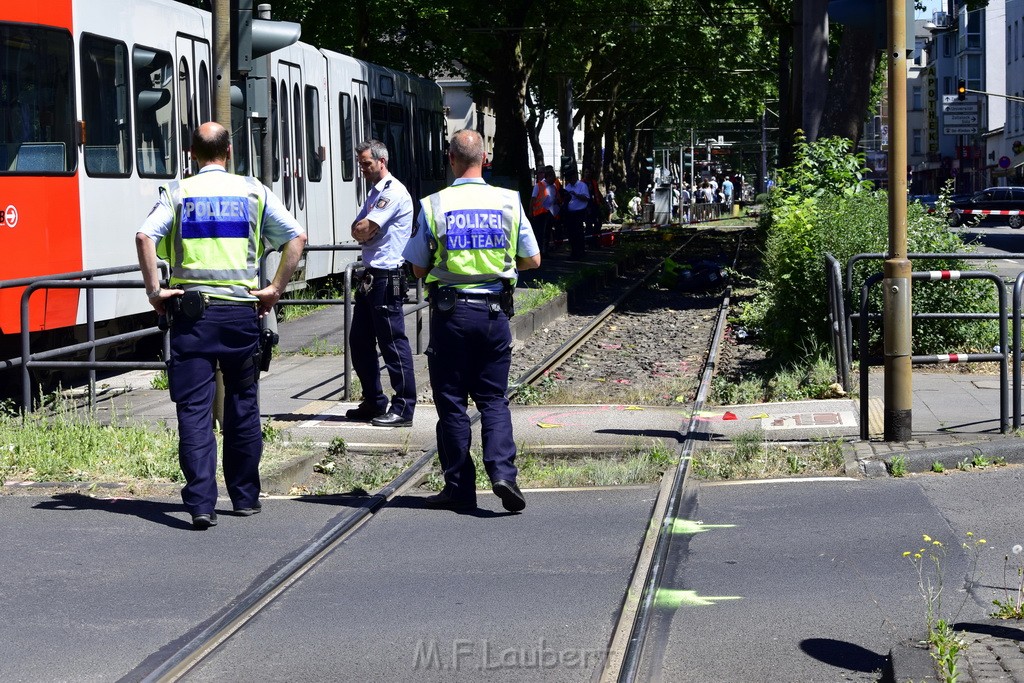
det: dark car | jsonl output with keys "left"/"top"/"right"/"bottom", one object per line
{"left": 909, "top": 194, "right": 939, "bottom": 213}
{"left": 947, "top": 186, "right": 1024, "bottom": 228}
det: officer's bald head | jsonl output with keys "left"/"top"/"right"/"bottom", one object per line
{"left": 449, "top": 130, "right": 484, "bottom": 168}
{"left": 192, "top": 122, "right": 230, "bottom": 164}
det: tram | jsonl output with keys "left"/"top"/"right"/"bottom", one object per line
{"left": 0, "top": 0, "right": 447, "bottom": 347}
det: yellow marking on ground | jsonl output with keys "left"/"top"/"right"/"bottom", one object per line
{"left": 868, "top": 397, "right": 884, "bottom": 438}
{"left": 655, "top": 589, "right": 743, "bottom": 608}
{"left": 536, "top": 422, "right": 563, "bottom": 428}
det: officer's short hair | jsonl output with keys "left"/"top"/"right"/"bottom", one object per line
{"left": 355, "top": 139, "right": 389, "bottom": 164}
{"left": 192, "top": 125, "right": 230, "bottom": 163}
{"left": 449, "top": 129, "right": 483, "bottom": 167}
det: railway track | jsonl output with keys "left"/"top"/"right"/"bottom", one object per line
{"left": 127, "top": 227, "right": 750, "bottom": 682}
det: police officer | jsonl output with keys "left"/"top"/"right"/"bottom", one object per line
{"left": 404, "top": 129, "right": 541, "bottom": 512}
{"left": 346, "top": 139, "right": 416, "bottom": 427}
{"left": 135, "top": 122, "right": 306, "bottom": 530}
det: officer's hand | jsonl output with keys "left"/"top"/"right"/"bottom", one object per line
{"left": 149, "top": 288, "right": 184, "bottom": 315}
{"left": 351, "top": 218, "right": 379, "bottom": 244}
{"left": 250, "top": 284, "right": 282, "bottom": 319}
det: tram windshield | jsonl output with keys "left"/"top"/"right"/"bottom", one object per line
{"left": 0, "top": 23, "right": 76, "bottom": 175}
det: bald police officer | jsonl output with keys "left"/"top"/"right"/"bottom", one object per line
{"left": 347, "top": 139, "right": 416, "bottom": 427}
{"left": 136, "top": 122, "right": 306, "bottom": 530}
{"left": 404, "top": 129, "right": 541, "bottom": 512}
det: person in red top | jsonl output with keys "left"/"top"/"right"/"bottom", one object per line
{"left": 530, "top": 168, "right": 553, "bottom": 255}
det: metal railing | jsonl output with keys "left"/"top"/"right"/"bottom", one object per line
{"left": 0, "top": 264, "right": 170, "bottom": 410}
{"left": 2, "top": 246, "right": 429, "bottom": 410}
{"left": 856, "top": 270, "right": 1007, "bottom": 438}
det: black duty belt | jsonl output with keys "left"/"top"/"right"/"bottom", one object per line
{"left": 207, "top": 298, "right": 258, "bottom": 309}
{"left": 366, "top": 266, "right": 403, "bottom": 276}
{"left": 451, "top": 290, "right": 499, "bottom": 301}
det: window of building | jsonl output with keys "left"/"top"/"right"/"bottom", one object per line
{"left": 912, "top": 86, "right": 922, "bottom": 111}
{"left": 912, "top": 129, "right": 922, "bottom": 156}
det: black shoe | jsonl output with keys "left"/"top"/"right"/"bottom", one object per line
{"left": 492, "top": 480, "right": 526, "bottom": 512}
{"left": 234, "top": 506, "right": 261, "bottom": 517}
{"left": 423, "top": 491, "right": 477, "bottom": 511}
{"left": 191, "top": 513, "right": 218, "bottom": 529}
{"left": 371, "top": 412, "right": 413, "bottom": 427}
{"left": 346, "top": 405, "right": 386, "bottom": 421}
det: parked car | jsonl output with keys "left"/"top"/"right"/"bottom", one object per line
{"left": 947, "top": 187, "right": 1024, "bottom": 228}
{"left": 909, "top": 194, "right": 939, "bottom": 213}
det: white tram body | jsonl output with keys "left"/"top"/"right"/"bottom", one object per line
{"left": 0, "top": 0, "right": 446, "bottom": 337}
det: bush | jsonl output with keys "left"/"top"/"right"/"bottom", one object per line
{"left": 744, "top": 136, "right": 997, "bottom": 362}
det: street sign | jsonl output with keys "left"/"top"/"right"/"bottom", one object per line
{"left": 943, "top": 113, "right": 979, "bottom": 125}
{"left": 943, "top": 125, "right": 979, "bottom": 135}
{"left": 942, "top": 102, "right": 980, "bottom": 114}
{"left": 943, "top": 94, "right": 979, "bottom": 104}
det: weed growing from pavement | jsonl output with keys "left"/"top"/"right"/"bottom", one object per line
{"left": 888, "top": 455, "right": 907, "bottom": 478}
{"left": 931, "top": 461, "right": 945, "bottom": 473}
{"left": 298, "top": 336, "right": 344, "bottom": 357}
{"left": 901, "top": 532, "right": 987, "bottom": 681}
{"left": 991, "top": 544, "right": 1024, "bottom": 620}
{"left": 150, "top": 370, "right": 169, "bottom": 390}
{"left": 691, "top": 432, "right": 844, "bottom": 480}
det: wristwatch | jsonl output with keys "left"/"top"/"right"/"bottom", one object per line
{"left": 147, "top": 288, "right": 162, "bottom": 300}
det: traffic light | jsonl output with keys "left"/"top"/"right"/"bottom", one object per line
{"left": 957, "top": 79, "right": 966, "bottom": 101}
{"left": 232, "top": 0, "right": 301, "bottom": 74}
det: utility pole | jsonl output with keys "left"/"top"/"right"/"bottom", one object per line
{"left": 883, "top": 0, "right": 911, "bottom": 441}
{"left": 213, "top": 0, "right": 232, "bottom": 131}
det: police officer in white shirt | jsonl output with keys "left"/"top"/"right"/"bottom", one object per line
{"left": 347, "top": 139, "right": 416, "bottom": 427}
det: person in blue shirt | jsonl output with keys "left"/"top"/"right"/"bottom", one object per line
{"left": 346, "top": 139, "right": 417, "bottom": 427}
{"left": 404, "top": 129, "right": 541, "bottom": 512}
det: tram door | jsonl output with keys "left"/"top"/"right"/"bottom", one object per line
{"left": 174, "top": 36, "right": 210, "bottom": 178}
{"left": 354, "top": 79, "right": 369, "bottom": 202}
{"left": 275, "top": 61, "right": 307, "bottom": 229}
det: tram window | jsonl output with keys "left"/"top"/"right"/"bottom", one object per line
{"left": 279, "top": 80, "right": 291, "bottom": 209}
{"left": 198, "top": 62, "right": 211, "bottom": 122}
{"left": 133, "top": 46, "right": 176, "bottom": 178}
{"left": 379, "top": 75, "right": 395, "bottom": 98}
{"left": 0, "top": 24, "right": 75, "bottom": 174}
{"left": 304, "top": 85, "right": 321, "bottom": 183}
{"left": 81, "top": 34, "right": 131, "bottom": 177}
{"left": 416, "top": 108, "right": 429, "bottom": 180}
{"left": 339, "top": 92, "right": 353, "bottom": 181}
{"left": 177, "top": 57, "right": 196, "bottom": 176}
{"left": 387, "top": 103, "right": 406, "bottom": 182}
{"left": 270, "top": 78, "right": 279, "bottom": 182}
{"left": 370, "top": 100, "right": 387, "bottom": 142}
{"left": 292, "top": 82, "right": 304, "bottom": 208}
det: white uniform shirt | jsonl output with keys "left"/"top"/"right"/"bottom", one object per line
{"left": 355, "top": 173, "right": 413, "bottom": 270}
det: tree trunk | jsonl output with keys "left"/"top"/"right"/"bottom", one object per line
{"left": 820, "top": 25, "right": 878, "bottom": 144}
{"left": 488, "top": 34, "right": 532, "bottom": 198}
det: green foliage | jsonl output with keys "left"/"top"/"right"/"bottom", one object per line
{"left": 991, "top": 544, "right": 1024, "bottom": 620}
{"left": 744, "top": 137, "right": 997, "bottom": 362}
{"left": 709, "top": 353, "right": 843, "bottom": 405}
{"left": 150, "top": 371, "right": 169, "bottom": 390}
{"left": 888, "top": 454, "right": 907, "bottom": 478}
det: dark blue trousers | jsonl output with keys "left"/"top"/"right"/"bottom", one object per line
{"left": 168, "top": 306, "right": 262, "bottom": 515}
{"left": 427, "top": 300, "right": 517, "bottom": 503}
{"left": 350, "top": 274, "right": 416, "bottom": 419}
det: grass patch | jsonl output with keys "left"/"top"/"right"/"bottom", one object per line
{"left": 516, "top": 280, "right": 564, "bottom": 316}
{"left": 709, "top": 354, "right": 845, "bottom": 405}
{"left": 691, "top": 431, "right": 845, "bottom": 480}
{"left": 424, "top": 440, "right": 677, "bottom": 490}
{"left": 298, "top": 336, "right": 344, "bottom": 357}
{"left": 0, "top": 398, "right": 181, "bottom": 484}
{"left": 279, "top": 282, "right": 344, "bottom": 322}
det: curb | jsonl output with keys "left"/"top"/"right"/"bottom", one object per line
{"left": 852, "top": 436, "right": 1024, "bottom": 477}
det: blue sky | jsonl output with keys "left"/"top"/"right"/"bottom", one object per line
{"left": 916, "top": 0, "right": 944, "bottom": 18}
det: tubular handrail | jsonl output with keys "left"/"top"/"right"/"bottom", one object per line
{"left": 857, "top": 270, "right": 1007, "bottom": 439}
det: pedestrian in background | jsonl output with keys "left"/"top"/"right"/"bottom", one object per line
{"left": 562, "top": 166, "right": 590, "bottom": 259}
{"left": 136, "top": 121, "right": 306, "bottom": 530}
{"left": 346, "top": 139, "right": 417, "bottom": 428}
{"left": 530, "top": 168, "right": 553, "bottom": 255}
{"left": 403, "top": 129, "right": 541, "bottom": 512}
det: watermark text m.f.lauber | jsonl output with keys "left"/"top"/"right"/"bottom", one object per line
{"left": 413, "top": 638, "right": 606, "bottom": 672}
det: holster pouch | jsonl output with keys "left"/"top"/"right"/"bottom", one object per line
{"left": 432, "top": 286, "right": 458, "bottom": 314}
{"left": 391, "top": 270, "right": 408, "bottom": 302}
{"left": 167, "top": 290, "right": 207, "bottom": 323}
{"left": 258, "top": 328, "right": 279, "bottom": 372}
{"left": 499, "top": 280, "right": 515, "bottom": 318}
{"left": 358, "top": 271, "right": 374, "bottom": 296}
